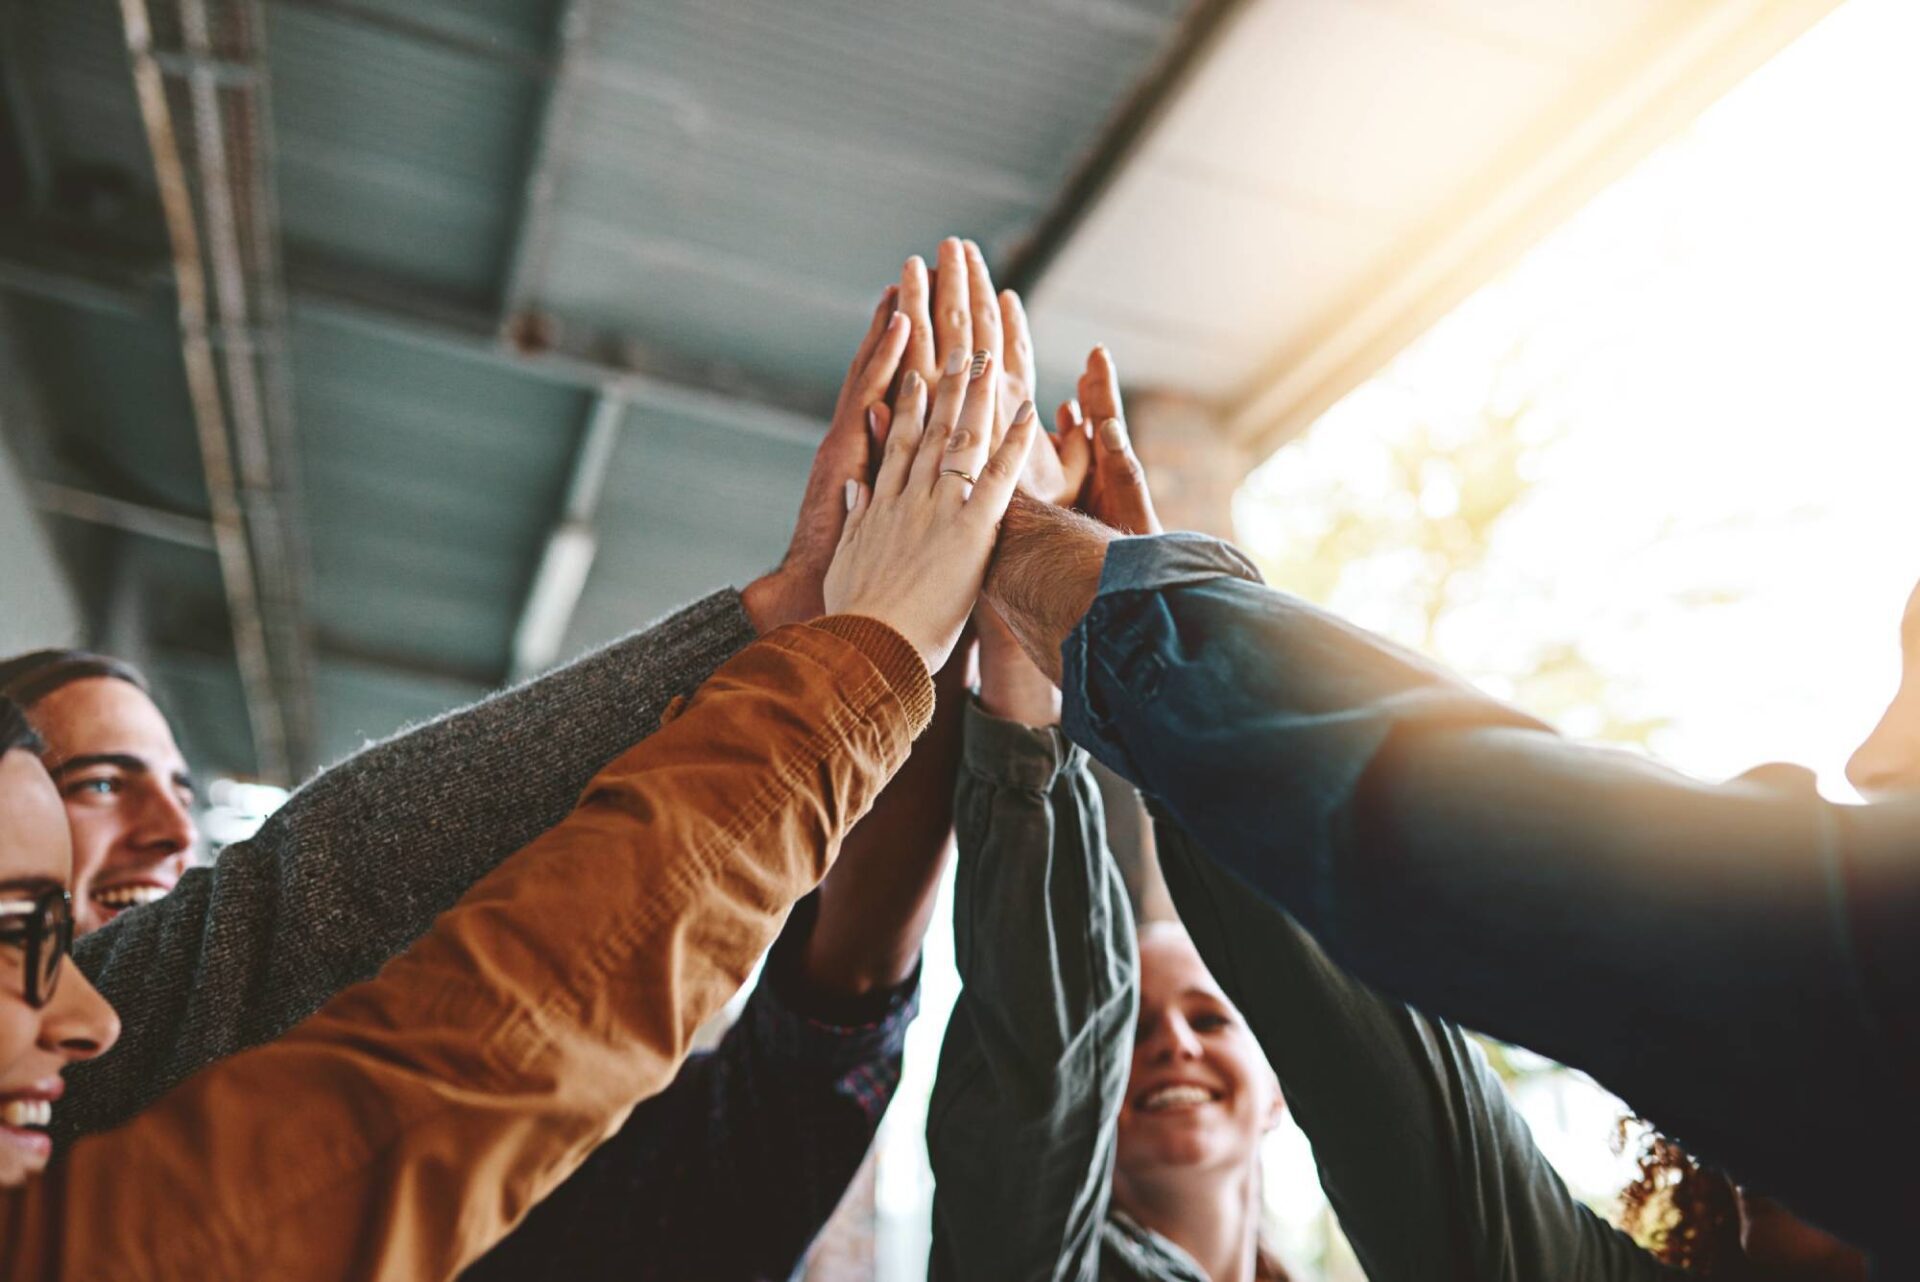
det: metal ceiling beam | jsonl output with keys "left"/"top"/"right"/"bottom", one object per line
{"left": 0, "top": 234, "right": 830, "bottom": 448}
{"left": 1224, "top": 0, "right": 1848, "bottom": 459}
{"left": 495, "top": 0, "right": 598, "bottom": 331}
{"left": 117, "top": 0, "right": 312, "bottom": 783}
{"left": 1003, "top": 0, "right": 1257, "bottom": 294}
{"left": 32, "top": 481, "right": 218, "bottom": 552}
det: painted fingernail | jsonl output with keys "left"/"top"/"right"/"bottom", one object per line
{"left": 946, "top": 428, "right": 973, "bottom": 453}
{"left": 1100, "top": 417, "right": 1127, "bottom": 448}
{"left": 903, "top": 370, "right": 922, "bottom": 395}
{"left": 969, "top": 349, "right": 990, "bottom": 380}
{"left": 844, "top": 479, "right": 857, "bottom": 511}
{"left": 944, "top": 348, "right": 967, "bottom": 377}
{"left": 1067, "top": 398, "right": 1083, "bottom": 423}
{"left": 1014, "top": 400, "right": 1036, "bottom": 425}
{"left": 866, "top": 406, "right": 880, "bottom": 436}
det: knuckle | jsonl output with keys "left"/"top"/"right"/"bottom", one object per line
{"left": 941, "top": 306, "right": 968, "bottom": 329}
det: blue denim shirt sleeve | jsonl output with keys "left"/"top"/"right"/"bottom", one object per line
{"left": 1061, "top": 532, "right": 1542, "bottom": 950}
{"left": 1056, "top": 533, "right": 1916, "bottom": 1273}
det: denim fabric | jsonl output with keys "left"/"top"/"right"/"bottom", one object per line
{"left": 1060, "top": 533, "right": 1920, "bottom": 1275}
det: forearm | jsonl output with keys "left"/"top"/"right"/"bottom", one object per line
{"left": 1151, "top": 818, "right": 1671, "bottom": 1282}
{"left": 982, "top": 494, "right": 1112, "bottom": 682}
{"left": 1058, "top": 535, "right": 1909, "bottom": 1259}
{"left": 463, "top": 905, "right": 917, "bottom": 1282}
{"left": 9, "top": 618, "right": 931, "bottom": 1282}
{"left": 803, "top": 635, "right": 970, "bottom": 998}
{"left": 927, "top": 701, "right": 1136, "bottom": 1282}
{"left": 65, "top": 589, "right": 758, "bottom": 1142}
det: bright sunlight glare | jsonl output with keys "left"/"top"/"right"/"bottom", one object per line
{"left": 1229, "top": 0, "right": 1920, "bottom": 1273}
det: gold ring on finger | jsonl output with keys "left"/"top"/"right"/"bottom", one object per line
{"left": 938, "top": 468, "right": 977, "bottom": 485}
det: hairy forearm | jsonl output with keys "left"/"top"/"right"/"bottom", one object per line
{"left": 982, "top": 495, "right": 1114, "bottom": 682}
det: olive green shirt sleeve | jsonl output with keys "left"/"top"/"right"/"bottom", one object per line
{"left": 927, "top": 699, "right": 1139, "bottom": 1282}
{"left": 1151, "top": 818, "right": 1682, "bottom": 1282}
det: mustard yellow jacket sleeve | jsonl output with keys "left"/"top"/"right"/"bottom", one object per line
{"left": 0, "top": 616, "right": 933, "bottom": 1282}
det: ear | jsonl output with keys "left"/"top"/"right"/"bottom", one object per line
{"left": 1262, "top": 1076, "right": 1287, "bottom": 1133}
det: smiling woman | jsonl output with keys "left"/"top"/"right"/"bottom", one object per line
{"left": 0, "top": 650, "right": 197, "bottom": 935}
{"left": 0, "top": 697, "right": 122, "bottom": 1190}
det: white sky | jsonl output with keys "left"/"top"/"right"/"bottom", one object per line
{"left": 878, "top": 0, "right": 1920, "bottom": 1276}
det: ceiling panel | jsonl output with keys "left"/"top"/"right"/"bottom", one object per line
{"left": 1033, "top": 156, "right": 1393, "bottom": 397}
{"left": 0, "top": 295, "right": 207, "bottom": 513}
{"left": 529, "top": 0, "right": 1194, "bottom": 400}
{"left": 1144, "top": 1, "right": 1569, "bottom": 223}
{"left": 560, "top": 400, "right": 816, "bottom": 656}
{"left": 291, "top": 316, "right": 588, "bottom": 677}
{"left": 271, "top": 2, "right": 545, "bottom": 302}
{"left": 5, "top": 0, "right": 159, "bottom": 235}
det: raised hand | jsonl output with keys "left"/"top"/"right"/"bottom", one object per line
{"left": 742, "top": 288, "right": 909, "bottom": 633}
{"left": 1056, "top": 344, "right": 1161, "bottom": 535}
{"left": 824, "top": 348, "right": 1038, "bottom": 674}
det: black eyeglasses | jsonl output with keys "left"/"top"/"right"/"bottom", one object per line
{"left": 0, "top": 888, "right": 74, "bottom": 1009}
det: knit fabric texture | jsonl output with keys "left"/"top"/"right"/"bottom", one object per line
{"left": 62, "top": 588, "right": 759, "bottom": 1143}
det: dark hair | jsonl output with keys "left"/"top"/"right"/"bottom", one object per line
{"left": 0, "top": 648, "right": 149, "bottom": 709}
{"left": 0, "top": 697, "right": 43, "bottom": 757}
{"left": 1615, "top": 1118, "right": 1743, "bottom": 1273}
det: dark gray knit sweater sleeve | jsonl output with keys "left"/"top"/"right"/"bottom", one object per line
{"left": 60, "top": 588, "right": 758, "bottom": 1142}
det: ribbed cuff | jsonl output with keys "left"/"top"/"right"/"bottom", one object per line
{"left": 809, "top": 615, "right": 935, "bottom": 735}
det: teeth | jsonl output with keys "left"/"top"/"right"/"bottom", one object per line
{"left": 93, "top": 885, "right": 169, "bottom": 910}
{"left": 1, "top": 1099, "right": 52, "bottom": 1129}
{"left": 1142, "top": 1085, "right": 1213, "bottom": 1112}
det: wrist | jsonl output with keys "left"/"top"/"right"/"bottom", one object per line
{"left": 977, "top": 614, "right": 1060, "bottom": 725}
{"left": 741, "top": 568, "right": 819, "bottom": 635}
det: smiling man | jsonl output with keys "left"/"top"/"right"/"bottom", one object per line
{"left": 0, "top": 652, "right": 194, "bottom": 935}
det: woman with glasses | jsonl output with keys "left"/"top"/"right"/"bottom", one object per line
{"left": 0, "top": 700, "right": 120, "bottom": 1191}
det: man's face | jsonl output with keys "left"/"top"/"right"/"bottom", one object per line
{"left": 1845, "top": 579, "right": 1920, "bottom": 801}
{"left": 29, "top": 679, "right": 196, "bottom": 936}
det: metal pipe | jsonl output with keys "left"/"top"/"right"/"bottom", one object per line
{"left": 117, "top": 0, "right": 291, "bottom": 782}
{"left": 32, "top": 481, "right": 219, "bottom": 552}
{"left": 495, "top": 0, "right": 599, "bottom": 327}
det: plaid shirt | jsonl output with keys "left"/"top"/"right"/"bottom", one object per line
{"left": 463, "top": 891, "right": 918, "bottom": 1282}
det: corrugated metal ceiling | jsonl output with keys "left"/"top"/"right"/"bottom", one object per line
{"left": 0, "top": 0, "right": 1201, "bottom": 779}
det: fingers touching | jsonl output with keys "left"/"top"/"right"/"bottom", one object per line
{"left": 875, "top": 371, "right": 929, "bottom": 497}
{"left": 1077, "top": 344, "right": 1123, "bottom": 430}
{"left": 964, "top": 241, "right": 1002, "bottom": 382}
{"left": 933, "top": 237, "right": 971, "bottom": 373}
{"left": 971, "top": 400, "right": 1037, "bottom": 521}
{"left": 899, "top": 256, "right": 935, "bottom": 388}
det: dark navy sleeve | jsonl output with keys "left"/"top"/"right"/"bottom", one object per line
{"left": 461, "top": 892, "right": 917, "bottom": 1282}
{"left": 1057, "top": 533, "right": 1918, "bottom": 1270}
